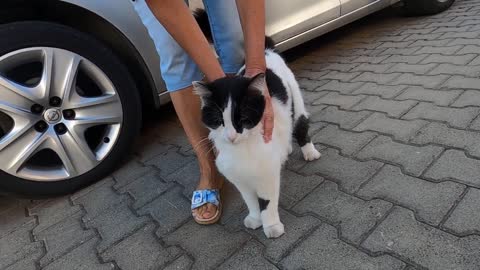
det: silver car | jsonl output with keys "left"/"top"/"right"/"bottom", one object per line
{"left": 0, "top": 0, "right": 454, "bottom": 196}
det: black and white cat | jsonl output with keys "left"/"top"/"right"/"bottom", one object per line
{"left": 193, "top": 44, "right": 321, "bottom": 238}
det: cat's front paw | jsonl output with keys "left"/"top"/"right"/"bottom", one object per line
{"left": 263, "top": 222, "right": 285, "bottom": 238}
{"left": 244, "top": 215, "right": 262, "bottom": 230}
{"left": 301, "top": 143, "right": 321, "bottom": 161}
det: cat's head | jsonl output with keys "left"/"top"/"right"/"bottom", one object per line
{"left": 193, "top": 74, "right": 266, "bottom": 144}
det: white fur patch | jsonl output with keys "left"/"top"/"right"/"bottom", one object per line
{"left": 301, "top": 143, "right": 321, "bottom": 161}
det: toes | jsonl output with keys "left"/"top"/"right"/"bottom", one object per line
{"left": 264, "top": 223, "right": 285, "bottom": 238}
{"left": 202, "top": 203, "right": 217, "bottom": 219}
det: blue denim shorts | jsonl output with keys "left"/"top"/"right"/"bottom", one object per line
{"left": 132, "top": 0, "right": 245, "bottom": 92}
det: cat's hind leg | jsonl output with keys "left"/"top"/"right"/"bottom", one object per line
{"left": 293, "top": 115, "right": 321, "bottom": 161}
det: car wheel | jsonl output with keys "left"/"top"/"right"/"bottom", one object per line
{"left": 401, "top": 0, "right": 455, "bottom": 16}
{"left": 0, "top": 21, "right": 141, "bottom": 197}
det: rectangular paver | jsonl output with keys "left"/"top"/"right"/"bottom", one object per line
{"left": 402, "top": 102, "right": 479, "bottom": 128}
{"left": 357, "top": 165, "right": 465, "bottom": 225}
{"left": 354, "top": 113, "right": 427, "bottom": 142}
{"left": 356, "top": 136, "right": 443, "bottom": 176}
{"left": 351, "top": 96, "right": 417, "bottom": 117}
{"left": 362, "top": 207, "right": 480, "bottom": 270}
{"left": 444, "top": 188, "right": 480, "bottom": 235}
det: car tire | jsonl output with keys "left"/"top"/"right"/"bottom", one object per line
{"left": 401, "top": 0, "right": 455, "bottom": 16}
{"left": 0, "top": 21, "right": 141, "bottom": 197}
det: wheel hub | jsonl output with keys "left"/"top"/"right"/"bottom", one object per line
{"left": 43, "top": 108, "right": 62, "bottom": 124}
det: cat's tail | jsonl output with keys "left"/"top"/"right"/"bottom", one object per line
{"left": 193, "top": 8, "right": 276, "bottom": 50}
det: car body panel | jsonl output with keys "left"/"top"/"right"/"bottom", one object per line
{"left": 60, "top": 0, "right": 400, "bottom": 103}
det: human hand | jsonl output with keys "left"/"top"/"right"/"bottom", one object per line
{"left": 262, "top": 93, "right": 274, "bottom": 143}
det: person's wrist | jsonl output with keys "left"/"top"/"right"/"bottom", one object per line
{"left": 244, "top": 66, "right": 266, "bottom": 78}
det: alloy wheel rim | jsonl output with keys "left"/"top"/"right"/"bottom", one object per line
{"left": 0, "top": 47, "right": 123, "bottom": 181}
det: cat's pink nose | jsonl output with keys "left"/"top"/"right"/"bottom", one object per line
{"left": 225, "top": 129, "right": 237, "bottom": 143}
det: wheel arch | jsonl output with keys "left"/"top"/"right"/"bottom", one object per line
{"left": 0, "top": 0, "right": 163, "bottom": 111}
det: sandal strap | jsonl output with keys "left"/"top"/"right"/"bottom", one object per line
{"left": 191, "top": 189, "right": 220, "bottom": 210}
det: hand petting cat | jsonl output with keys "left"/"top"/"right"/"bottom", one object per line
{"left": 245, "top": 69, "right": 274, "bottom": 143}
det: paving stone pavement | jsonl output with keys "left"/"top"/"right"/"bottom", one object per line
{"left": 2, "top": 0, "right": 480, "bottom": 269}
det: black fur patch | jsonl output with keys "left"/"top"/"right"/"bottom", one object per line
{"left": 266, "top": 69, "right": 288, "bottom": 104}
{"left": 198, "top": 77, "right": 266, "bottom": 133}
{"left": 293, "top": 115, "right": 311, "bottom": 147}
{"left": 258, "top": 198, "right": 270, "bottom": 211}
{"left": 265, "top": 36, "right": 276, "bottom": 50}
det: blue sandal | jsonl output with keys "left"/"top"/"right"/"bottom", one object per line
{"left": 191, "top": 189, "right": 222, "bottom": 225}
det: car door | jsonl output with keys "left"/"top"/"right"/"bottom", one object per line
{"left": 340, "top": 0, "right": 377, "bottom": 15}
{"left": 266, "top": 0, "right": 341, "bottom": 43}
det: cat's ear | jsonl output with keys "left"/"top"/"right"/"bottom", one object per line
{"left": 248, "top": 73, "right": 266, "bottom": 95}
{"left": 192, "top": 81, "right": 211, "bottom": 98}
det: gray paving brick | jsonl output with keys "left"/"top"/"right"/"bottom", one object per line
{"left": 353, "top": 55, "right": 390, "bottom": 64}
{"left": 163, "top": 255, "right": 194, "bottom": 270}
{"left": 434, "top": 26, "right": 473, "bottom": 34}
{"left": 456, "top": 44, "right": 480, "bottom": 55}
{"left": 421, "top": 54, "right": 477, "bottom": 65}
{"left": 448, "top": 37, "right": 480, "bottom": 45}
{"left": 305, "top": 104, "right": 327, "bottom": 116}
{"left": 351, "top": 63, "right": 395, "bottom": 73}
{"left": 389, "top": 74, "right": 450, "bottom": 88}
{"left": 138, "top": 143, "right": 172, "bottom": 163}
{"left": 294, "top": 181, "right": 391, "bottom": 244}
{"left": 4, "top": 248, "right": 42, "bottom": 270}
{"left": 164, "top": 221, "right": 250, "bottom": 270}
{"left": 137, "top": 186, "right": 190, "bottom": 236}
{"left": 351, "top": 82, "right": 406, "bottom": 99}
{"left": 429, "top": 63, "right": 480, "bottom": 77}
{"left": 351, "top": 72, "right": 401, "bottom": 84}
{"left": 280, "top": 223, "right": 404, "bottom": 270}
{"left": 0, "top": 221, "right": 43, "bottom": 269}
{"left": 280, "top": 170, "right": 324, "bottom": 209}
{"left": 413, "top": 45, "right": 463, "bottom": 55}
{"left": 43, "top": 238, "right": 114, "bottom": 270}
{"left": 413, "top": 122, "right": 480, "bottom": 158}
{"left": 425, "top": 149, "right": 480, "bottom": 188}
{"left": 318, "top": 62, "right": 359, "bottom": 72}
{"left": 316, "top": 80, "right": 365, "bottom": 94}
{"left": 310, "top": 106, "right": 371, "bottom": 129}
{"left": 313, "top": 125, "right": 376, "bottom": 155}
{"left": 357, "top": 136, "right": 443, "bottom": 176}
{"left": 427, "top": 21, "right": 461, "bottom": 28}
{"left": 300, "top": 148, "right": 383, "bottom": 193}
{"left": 84, "top": 201, "right": 150, "bottom": 253}
{"left": 295, "top": 70, "right": 330, "bottom": 80}
{"left": 395, "top": 86, "right": 461, "bottom": 106}
{"left": 358, "top": 165, "right": 464, "bottom": 225}
{"left": 36, "top": 211, "right": 96, "bottom": 267}
{"left": 73, "top": 179, "right": 128, "bottom": 219}
{"left": 117, "top": 170, "right": 172, "bottom": 209}
{"left": 374, "top": 34, "right": 410, "bottom": 42}
{"left": 312, "top": 92, "right": 365, "bottom": 109}
{"left": 378, "top": 47, "right": 420, "bottom": 56}
{"left": 444, "top": 76, "right": 480, "bottom": 90}
{"left": 102, "top": 223, "right": 180, "bottom": 270}
{"left": 145, "top": 148, "right": 195, "bottom": 177}
{"left": 301, "top": 90, "right": 328, "bottom": 105}
{"left": 378, "top": 41, "right": 412, "bottom": 48}
{"left": 354, "top": 113, "right": 427, "bottom": 142}
{"left": 386, "top": 63, "right": 437, "bottom": 75}
{"left": 29, "top": 198, "right": 81, "bottom": 235}
{"left": 351, "top": 96, "right": 417, "bottom": 117}
{"left": 402, "top": 28, "right": 434, "bottom": 34}
{"left": 320, "top": 71, "right": 362, "bottom": 82}
{"left": 112, "top": 160, "right": 154, "bottom": 189}
{"left": 432, "top": 25, "right": 470, "bottom": 33}
{"left": 247, "top": 210, "right": 321, "bottom": 262}
{"left": 444, "top": 188, "right": 480, "bottom": 235}
{"left": 218, "top": 240, "right": 278, "bottom": 270}
{"left": 298, "top": 78, "right": 329, "bottom": 91}
{"left": 452, "top": 90, "right": 480, "bottom": 107}
{"left": 469, "top": 56, "right": 480, "bottom": 66}
{"left": 362, "top": 207, "right": 480, "bottom": 270}
{"left": 403, "top": 102, "right": 479, "bottom": 128}
{"left": 0, "top": 205, "right": 36, "bottom": 239}
{"left": 164, "top": 160, "right": 199, "bottom": 197}
{"left": 383, "top": 54, "right": 429, "bottom": 64}
{"left": 409, "top": 39, "right": 453, "bottom": 47}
